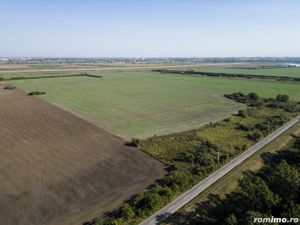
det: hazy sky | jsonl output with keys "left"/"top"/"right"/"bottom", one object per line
{"left": 1, "top": 0, "right": 300, "bottom": 57}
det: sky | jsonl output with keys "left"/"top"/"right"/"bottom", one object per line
{"left": 0, "top": 0, "right": 300, "bottom": 57}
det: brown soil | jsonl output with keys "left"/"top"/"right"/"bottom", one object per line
{"left": 0, "top": 84, "right": 165, "bottom": 225}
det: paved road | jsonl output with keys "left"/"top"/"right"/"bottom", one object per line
{"left": 139, "top": 115, "right": 300, "bottom": 225}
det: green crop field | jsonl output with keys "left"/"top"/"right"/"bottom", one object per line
{"left": 10, "top": 72, "right": 300, "bottom": 140}
{"left": 195, "top": 67, "right": 300, "bottom": 77}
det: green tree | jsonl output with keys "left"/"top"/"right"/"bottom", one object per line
{"left": 131, "top": 138, "right": 140, "bottom": 147}
{"left": 248, "top": 92, "right": 259, "bottom": 101}
{"left": 134, "top": 192, "right": 163, "bottom": 214}
{"left": 281, "top": 201, "right": 300, "bottom": 218}
{"left": 224, "top": 214, "right": 238, "bottom": 225}
{"left": 237, "top": 173, "right": 280, "bottom": 213}
{"left": 247, "top": 131, "right": 262, "bottom": 141}
{"left": 169, "top": 171, "right": 191, "bottom": 191}
{"left": 156, "top": 185, "right": 173, "bottom": 200}
{"left": 269, "top": 160, "right": 300, "bottom": 200}
{"left": 178, "top": 151, "right": 195, "bottom": 162}
{"left": 120, "top": 203, "right": 135, "bottom": 219}
{"left": 243, "top": 211, "right": 277, "bottom": 225}
{"left": 276, "top": 94, "right": 289, "bottom": 102}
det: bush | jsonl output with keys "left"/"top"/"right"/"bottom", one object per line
{"left": 28, "top": 91, "right": 46, "bottom": 96}
{"left": 156, "top": 186, "right": 173, "bottom": 200}
{"left": 255, "top": 123, "right": 268, "bottom": 132}
{"left": 237, "top": 123, "right": 252, "bottom": 131}
{"left": 130, "top": 138, "right": 140, "bottom": 147}
{"left": 120, "top": 204, "right": 135, "bottom": 219}
{"left": 224, "top": 92, "right": 247, "bottom": 103}
{"left": 223, "top": 118, "right": 231, "bottom": 122}
{"left": 3, "top": 85, "right": 15, "bottom": 90}
{"left": 134, "top": 192, "right": 162, "bottom": 212}
{"left": 247, "top": 131, "right": 262, "bottom": 141}
{"left": 276, "top": 94, "right": 289, "bottom": 102}
{"left": 248, "top": 92, "right": 259, "bottom": 101}
{"left": 168, "top": 171, "right": 192, "bottom": 191}
{"left": 237, "top": 109, "right": 247, "bottom": 118}
{"left": 177, "top": 151, "right": 195, "bottom": 162}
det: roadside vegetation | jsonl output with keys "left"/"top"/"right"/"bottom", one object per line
{"left": 86, "top": 93, "right": 300, "bottom": 225}
{"left": 163, "top": 137, "right": 300, "bottom": 225}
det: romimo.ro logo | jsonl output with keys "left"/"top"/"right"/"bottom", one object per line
{"left": 254, "top": 217, "right": 299, "bottom": 223}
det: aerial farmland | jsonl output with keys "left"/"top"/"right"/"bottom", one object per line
{"left": 0, "top": 61, "right": 300, "bottom": 225}
{"left": 1, "top": 1, "right": 300, "bottom": 225}
{"left": 9, "top": 70, "right": 300, "bottom": 139}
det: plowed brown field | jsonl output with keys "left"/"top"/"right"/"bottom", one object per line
{"left": 0, "top": 84, "right": 165, "bottom": 225}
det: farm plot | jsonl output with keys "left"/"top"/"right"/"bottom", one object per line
{"left": 10, "top": 72, "right": 300, "bottom": 140}
{"left": 0, "top": 85, "right": 165, "bottom": 225}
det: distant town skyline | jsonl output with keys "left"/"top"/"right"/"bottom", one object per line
{"left": 1, "top": 0, "right": 300, "bottom": 57}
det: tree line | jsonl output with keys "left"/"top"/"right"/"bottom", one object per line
{"left": 152, "top": 69, "right": 300, "bottom": 82}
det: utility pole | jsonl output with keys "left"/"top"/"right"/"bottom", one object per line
{"left": 217, "top": 150, "right": 220, "bottom": 164}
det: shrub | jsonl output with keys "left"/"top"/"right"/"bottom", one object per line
{"left": 276, "top": 94, "right": 289, "bottom": 102}
{"left": 134, "top": 192, "right": 162, "bottom": 212}
{"left": 177, "top": 151, "right": 195, "bottom": 162}
{"left": 247, "top": 131, "right": 262, "bottom": 141}
{"left": 255, "top": 123, "right": 268, "bottom": 132}
{"left": 3, "top": 85, "right": 15, "bottom": 90}
{"left": 28, "top": 91, "right": 46, "bottom": 96}
{"left": 237, "top": 109, "right": 247, "bottom": 118}
{"left": 223, "top": 118, "right": 231, "bottom": 122}
{"left": 120, "top": 204, "right": 135, "bottom": 219}
{"left": 237, "top": 123, "right": 252, "bottom": 131}
{"left": 156, "top": 186, "right": 173, "bottom": 200}
{"left": 248, "top": 92, "right": 259, "bottom": 101}
{"left": 130, "top": 138, "right": 140, "bottom": 147}
{"left": 168, "top": 171, "right": 192, "bottom": 191}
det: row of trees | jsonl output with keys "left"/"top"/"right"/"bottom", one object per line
{"left": 225, "top": 92, "right": 300, "bottom": 113}
{"left": 152, "top": 69, "right": 300, "bottom": 82}
{"left": 90, "top": 170, "right": 196, "bottom": 225}
{"left": 0, "top": 73, "right": 102, "bottom": 81}
{"left": 224, "top": 92, "right": 290, "bottom": 105}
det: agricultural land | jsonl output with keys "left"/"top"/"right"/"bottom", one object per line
{"left": 10, "top": 71, "right": 300, "bottom": 140}
{"left": 0, "top": 84, "right": 164, "bottom": 225}
{"left": 1, "top": 63, "right": 300, "bottom": 225}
